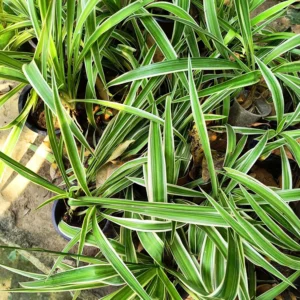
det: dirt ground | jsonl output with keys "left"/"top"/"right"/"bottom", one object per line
{"left": 0, "top": 246, "right": 71, "bottom": 300}
{"left": 251, "top": 0, "right": 291, "bottom": 32}
{"left": 0, "top": 82, "right": 114, "bottom": 299}
{"left": 0, "top": 80, "right": 75, "bottom": 299}
{"left": 0, "top": 80, "right": 68, "bottom": 252}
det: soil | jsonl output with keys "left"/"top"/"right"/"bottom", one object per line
{"left": 58, "top": 199, "right": 118, "bottom": 239}
{"left": 61, "top": 203, "right": 87, "bottom": 228}
{"left": 29, "top": 98, "right": 60, "bottom": 131}
{"left": 25, "top": 82, "right": 103, "bottom": 141}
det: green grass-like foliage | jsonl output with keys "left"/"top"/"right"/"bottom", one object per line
{"left": 0, "top": 0, "right": 300, "bottom": 299}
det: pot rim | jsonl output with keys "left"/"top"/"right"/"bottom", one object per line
{"left": 52, "top": 200, "right": 112, "bottom": 241}
{"left": 232, "top": 98, "right": 271, "bottom": 118}
{"left": 19, "top": 85, "right": 60, "bottom": 136}
{"left": 52, "top": 200, "right": 71, "bottom": 241}
{"left": 154, "top": 16, "right": 174, "bottom": 24}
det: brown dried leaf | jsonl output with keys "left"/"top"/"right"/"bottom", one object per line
{"left": 137, "top": 242, "right": 144, "bottom": 253}
{"left": 273, "top": 147, "right": 294, "bottom": 160}
{"left": 190, "top": 125, "right": 203, "bottom": 180}
{"left": 107, "top": 140, "right": 135, "bottom": 163}
{"left": 177, "top": 174, "right": 190, "bottom": 186}
{"left": 190, "top": 124, "right": 203, "bottom": 166}
{"left": 256, "top": 284, "right": 273, "bottom": 296}
{"left": 146, "top": 34, "right": 164, "bottom": 62}
{"left": 288, "top": 292, "right": 297, "bottom": 300}
{"left": 202, "top": 151, "right": 224, "bottom": 182}
{"left": 250, "top": 165, "right": 279, "bottom": 187}
{"left": 190, "top": 125, "right": 226, "bottom": 180}
{"left": 209, "top": 131, "right": 227, "bottom": 152}
{"left": 96, "top": 76, "right": 109, "bottom": 100}
{"left": 96, "top": 162, "right": 121, "bottom": 189}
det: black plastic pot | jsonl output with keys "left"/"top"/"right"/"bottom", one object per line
{"left": 155, "top": 17, "right": 174, "bottom": 39}
{"left": 52, "top": 200, "right": 71, "bottom": 240}
{"left": 52, "top": 200, "right": 117, "bottom": 241}
{"left": 155, "top": 16, "right": 174, "bottom": 24}
{"left": 151, "top": 5, "right": 174, "bottom": 39}
{"left": 228, "top": 98, "right": 272, "bottom": 127}
{"left": 19, "top": 85, "right": 60, "bottom": 136}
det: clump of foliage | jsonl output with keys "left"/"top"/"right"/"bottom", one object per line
{"left": 0, "top": 0, "right": 300, "bottom": 299}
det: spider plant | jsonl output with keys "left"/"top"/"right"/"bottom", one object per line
{"left": 0, "top": 0, "right": 148, "bottom": 178}
{"left": 1, "top": 0, "right": 300, "bottom": 299}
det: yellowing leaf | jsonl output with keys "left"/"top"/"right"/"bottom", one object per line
{"left": 106, "top": 140, "right": 135, "bottom": 163}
